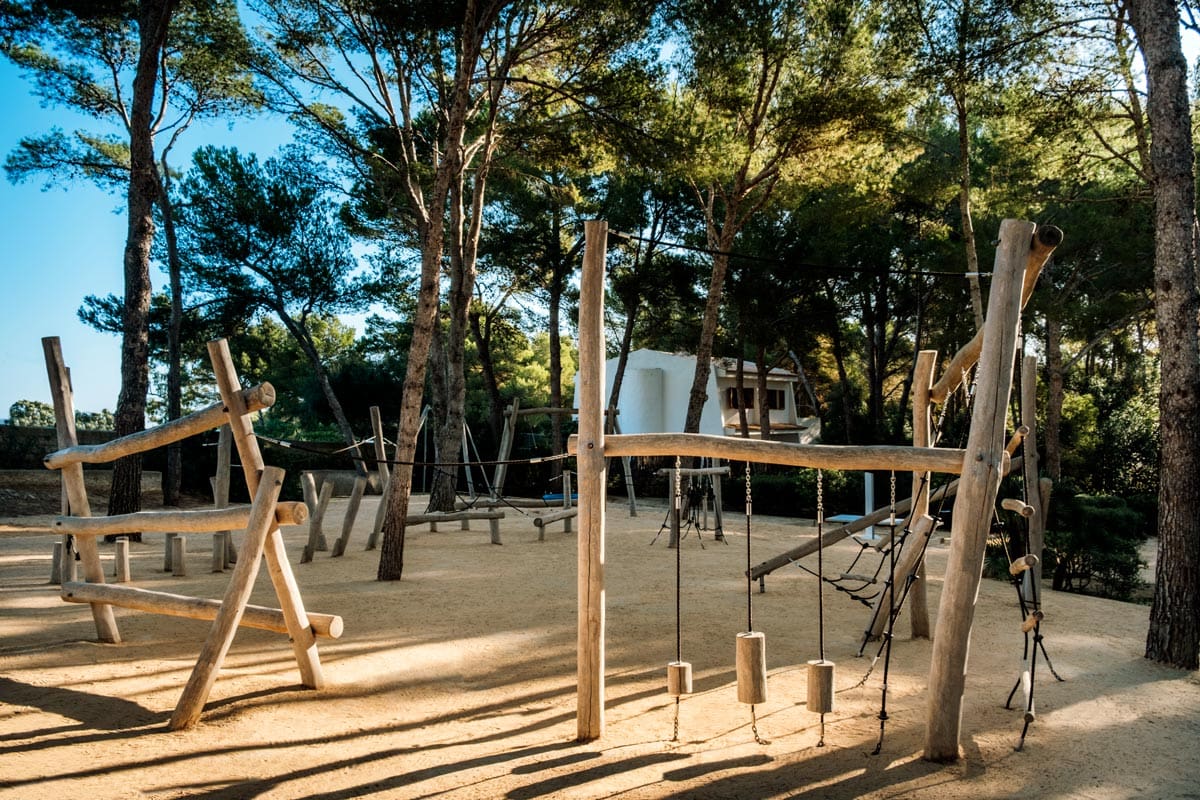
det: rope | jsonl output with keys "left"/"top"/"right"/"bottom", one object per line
{"left": 871, "top": 470, "right": 899, "bottom": 755}
{"left": 743, "top": 463, "right": 769, "bottom": 745}
{"left": 255, "top": 432, "right": 573, "bottom": 470}
{"left": 815, "top": 469, "right": 827, "bottom": 747}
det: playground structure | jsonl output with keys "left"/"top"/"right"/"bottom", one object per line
{"left": 38, "top": 336, "right": 341, "bottom": 730}
{"left": 569, "top": 218, "right": 1061, "bottom": 761}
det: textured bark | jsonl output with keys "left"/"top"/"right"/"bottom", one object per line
{"left": 109, "top": 0, "right": 178, "bottom": 520}
{"left": 1043, "top": 313, "right": 1064, "bottom": 480}
{"left": 159, "top": 161, "right": 183, "bottom": 506}
{"left": 957, "top": 97, "right": 985, "bottom": 331}
{"left": 1129, "top": 0, "right": 1200, "bottom": 670}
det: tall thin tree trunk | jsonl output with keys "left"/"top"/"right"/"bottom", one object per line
{"left": 159, "top": 160, "right": 183, "bottom": 506}
{"left": 755, "top": 343, "right": 771, "bottom": 439}
{"left": 109, "top": 0, "right": 177, "bottom": 520}
{"left": 956, "top": 98, "right": 985, "bottom": 331}
{"left": 1044, "top": 313, "right": 1064, "bottom": 480}
{"left": 469, "top": 308, "right": 504, "bottom": 441}
{"left": 1130, "top": 0, "right": 1200, "bottom": 670}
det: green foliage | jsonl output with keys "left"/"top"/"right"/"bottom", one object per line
{"left": 7, "top": 399, "right": 114, "bottom": 430}
{"left": 1044, "top": 489, "right": 1147, "bottom": 601}
{"left": 719, "top": 466, "right": 861, "bottom": 519}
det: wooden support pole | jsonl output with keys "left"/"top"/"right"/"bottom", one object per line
{"left": 62, "top": 581, "right": 343, "bottom": 639}
{"left": 331, "top": 475, "right": 367, "bottom": 557}
{"left": 169, "top": 465, "right": 284, "bottom": 730}
{"left": 367, "top": 406, "right": 390, "bottom": 550}
{"left": 42, "top": 337, "right": 120, "bottom": 643}
{"left": 172, "top": 536, "right": 187, "bottom": 577}
{"left": 1021, "top": 355, "right": 1045, "bottom": 595}
{"left": 113, "top": 538, "right": 131, "bottom": 583}
{"left": 576, "top": 433, "right": 966, "bottom": 475}
{"left": 213, "top": 423, "right": 234, "bottom": 571}
{"left": 576, "top": 220, "right": 608, "bottom": 741}
{"left": 925, "top": 219, "right": 1042, "bottom": 763}
{"left": 50, "top": 540, "right": 64, "bottom": 585}
{"left": 929, "top": 226, "right": 1063, "bottom": 404}
{"left": 44, "top": 385, "right": 275, "bottom": 470}
{"left": 208, "top": 338, "right": 324, "bottom": 690}
{"left": 492, "top": 398, "right": 519, "bottom": 499}
{"left": 910, "top": 349, "right": 937, "bottom": 639}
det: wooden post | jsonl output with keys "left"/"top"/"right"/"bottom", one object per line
{"left": 212, "top": 423, "right": 233, "bottom": 571}
{"left": 1020, "top": 354, "right": 1044, "bottom": 596}
{"left": 171, "top": 535, "right": 187, "bottom": 577}
{"left": 164, "top": 533, "right": 177, "bottom": 572}
{"left": 367, "top": 406, "right": 390, "bottom": 550}
{"left": 868, "top": 350, "right": 937, "bottom": 641}
{"left": 50, "top": 540, "right": 64, "bottom": 585}
{"left": 332, "top": 475, "right": 366, "bottom": 557}
{"left": 42, "top": 337, "right": 120, "bottom": 643}
{"left": 492, "top": 399, "right": 519, "bottom": 499}
{"left": 208, "top": 338, "right": 324, "bottom": 690}
{"left": 169, "top": 465, "right": 284, "bottom": 730}
{"left": 577, "top": 220, "right": 608, "bottom": 741}
{"left": 924, "top": 219, "right": 1040, "bottom": 762}
{"left": 113, "top": 538, "right": 131, "bottom": 583}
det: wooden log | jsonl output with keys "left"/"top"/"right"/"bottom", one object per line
{"left": 576, "top": 220, "right": 608, "bottom": 742}
{"left": 578, "top": 433, "right": 967, "bottom": 475}
{"left": 1021, "top": 609, "right": 1045, "bottom": 633}
{"left": 54, "top": 503, "right": 309, "bottom": 536}
{"left": 43, "top": 337, "right": 119, "bottom": 642}
{"left": 212, "top": 424, "right": 234, "bottom": 571}
{"left": 43, "top": 384, "right": 275, "bottom": 470}
{"left": 736, "top": 631, "right": 768, "bottom": 704}
{"left": 925, "top": 219, "right": 1037, "bottom": 763}
{"left": 1009, "top": 554, "right": 1040, "bottom": 577}
{"left": 1001, "top": 498, "right": 1036, "bottom": 518}
{"left": 50, "top": 540, "right": 64, "bottom": 585}
{"left": 749, "top": 458, "right": 1022, "bottom": 581}
{"left": 806, "top": 659, "right": 835, "bottom": 714}
{"left": 366, "top": 406, "right": 390, "bottom": 551}
{"left": 534, "top": 507, "right": 579, "bottom": 527}
{"left": 867, "top": 514, "right": 938, "bottom": 641}
{"left": 169, "top": 465, "right": 284, "bottom": 730}
{"left": 171, "top": 536, "right": 187, "bottom": 577}
{"left": 909, "top": 350, "right": 937, "bottom": 639}
{"left": 208, "top": 338, "right": 323, "bottom": 691}
{"left": 667, "top": 661, "right": 693, "bottom": 696}
{"left": 655, "top": 466, "right": 732, "bottom": 477}
{"left": 61, "top": 581, "right": 343, "bottom": 639}
{"left": 492, "top": 397, "right": 520, "bottom": 500}
{"left": 331, "top": 475, "right": 366, "bottom": 557}
{"left": 164, "top": 533, "right": 177, "bottom": 573}
{"left": 929, "top": 225, "right": 1063, "bottom": 404}
{"left": 113, "top": 538, "right": 131, "bottom": 583}
{"left": 404, "top": 510, "right": 505, "bottom": 525}
{"left": 1022, "top": 355, "right": 1046, "bottom": 595}
{"left": 1005, "top": 426, "right": 1030, "bottom": 456}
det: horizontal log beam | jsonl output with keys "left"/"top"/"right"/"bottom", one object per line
{"left": 535, "top": 507, "right": 579, "bottom": 527}
{"left": 52, "top": 501, "right": 308, "bottom": 535}
{"left": 405, "top": 510, "right": 505, "bottom": 525}
{"left": 44, "top": 384, "right": 275, "bottom": 470}
{"left": 572, "top": 433, "right": 966, "bottom": 475}
{"left": 61, "top": 581, "right": 343, "bottom": 639}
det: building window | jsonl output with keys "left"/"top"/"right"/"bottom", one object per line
{"left": 766, "top": 389, "right": 786, "bottom": 410}
{"left": 726, "top": 387, "right": 754, "bottom": 409}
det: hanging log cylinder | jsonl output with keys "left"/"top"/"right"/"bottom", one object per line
{"left": 1001, "top": 498, "right": 1036, "bottom": 518}
{"left": 736, "top": 631, "right": 768, "bottom": 704}
{"left": 1009, "top": 553, "right": 1039, "bottom": 576}
{"left": 667, "top": 661, "right": 693, "bottom": 696}
{"left": 1022, "top": 610, "right": 1045, "bottom": 633}
{"left": 807, "top": 659, "right": 835, "bottom": 714}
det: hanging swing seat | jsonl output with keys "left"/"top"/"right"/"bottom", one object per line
{"left": 838, "top": 572, "right": 877, "bottom": 584}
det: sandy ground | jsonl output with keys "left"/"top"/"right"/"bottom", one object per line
{"left": 2, "top": 492, "right": 1199, "bottom": 800}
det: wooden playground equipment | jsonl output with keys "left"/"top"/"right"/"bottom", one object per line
{"left": 570, "top": 218, "right": 1061, "bottom": 761}
{"left": 40, "top": 337, "right": 341, "bottom": 730}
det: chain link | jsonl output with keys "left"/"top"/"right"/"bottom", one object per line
{"left": 750, "top": 704, "right": 769, "bottom": 745}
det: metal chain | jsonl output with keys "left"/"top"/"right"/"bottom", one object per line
{"left": 672, "top": 696, "right": 680, "bottom": 742}
{"left": 750, "top": 704, "right": 769, "bottom": 745}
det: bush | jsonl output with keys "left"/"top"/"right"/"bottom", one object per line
{"left": 1043, "top": 492, "right": 1147, "bottom": 601}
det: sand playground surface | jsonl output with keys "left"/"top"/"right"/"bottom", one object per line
{"left": 2, "top": 491, "right": 1200, "bottom": 800}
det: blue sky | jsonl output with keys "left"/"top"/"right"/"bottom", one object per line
{"left": 0, "top": 60, "right": 296, "bottom": 421}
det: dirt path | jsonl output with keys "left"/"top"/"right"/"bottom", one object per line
{"left": 2, "top": 495, "right": 1198, "bottom": 799}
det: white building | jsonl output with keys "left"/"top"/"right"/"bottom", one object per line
{"left": 576, "top": 349, "right": 820, "bottom": 443}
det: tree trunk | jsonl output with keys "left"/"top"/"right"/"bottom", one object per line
{"left": 684, "top": 225, "right": 735, "bottom": 435}
{"left": 1130, "top": 0, "right": 1200, "bottom": 670}
{"left": 1043, "top": 312, "right": 1064, "bottom": 480}
{"left": 426, "top": 315, "right": 457, "bottom": 512}
{"left": 755, "top": 342, "right": 770, "bottom": 439}
{"left": 469, "top": 308, "right": 504, "bottom": 441}
{"left": 109, "top": 0, "right": 177, "bottom": 521}
{"left": 956, "top": 97, "right": 985, "bottom": 331}
{"left": 159, "top": 158, "right": 183, "bottom": 506}
{"left": 607, "top": 297, "right": 639, "bottom": 413}
{"left": 548, "top": 266, "right": 564, "bottom": 474}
